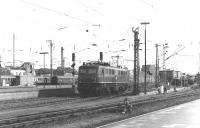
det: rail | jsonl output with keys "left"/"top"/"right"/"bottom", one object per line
{"left": 0, "top": 88, "right": 199, "bottom": 128}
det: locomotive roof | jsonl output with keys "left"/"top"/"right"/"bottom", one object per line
{"left": 80, "top": 61, "right": 128, "bottom": 70}
{"left": 82, "top": 61, "right": 110, "bottom": 66}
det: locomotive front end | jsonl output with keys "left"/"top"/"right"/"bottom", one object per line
{"left": 77, "top": 65, "right": 98, "bottom": 96}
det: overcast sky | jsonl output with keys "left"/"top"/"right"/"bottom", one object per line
{"left": 0, "top": 0, "right": 200, "bottom": 74}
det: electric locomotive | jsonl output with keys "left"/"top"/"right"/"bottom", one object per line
{"left": 77, "top": 61, "right": 129, "bottom": 96}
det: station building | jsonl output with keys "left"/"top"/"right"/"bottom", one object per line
{"left": 140, "top": 65, "right": 156, "bottom": 83}
{"left": 0, "top": 62, "right": 36, "bottom": 86}
{"left": 159, "top": 70, "right": 182, "bottom": 85}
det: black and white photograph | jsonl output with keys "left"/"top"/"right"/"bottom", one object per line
{"left": 0, "top": 0, "right": 200, "bottom": 127}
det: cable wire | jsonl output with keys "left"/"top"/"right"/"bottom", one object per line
{"left": 19, "top": 0, "right": 99, "bottom": 25}
{"left": 74, "top": 0, "right": 103, "bottom": 16}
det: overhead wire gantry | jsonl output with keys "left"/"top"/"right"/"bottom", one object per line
{"left": 132, "top": 27, "right": 140, "bottom": 95}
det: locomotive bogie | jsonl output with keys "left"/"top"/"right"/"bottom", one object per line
{"left": 77, "top": 82, "right": 128, "bottom": 97}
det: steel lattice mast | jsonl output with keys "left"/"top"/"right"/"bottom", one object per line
{"left": 132, "top": 27, "right": 140, "bottom": 95}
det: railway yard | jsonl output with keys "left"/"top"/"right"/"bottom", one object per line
{"left": 0, "top": 85, "right": 199, "bottom": 128}
{"left": 1, "top": 1, "right": 200, "bottom": 128}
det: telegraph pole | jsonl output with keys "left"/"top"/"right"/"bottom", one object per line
{"left": 0, "top": 55, "right": 1, "bottom": 68}
{"left": 100, "top": 52, "right": 103, "bottom": 62}
{"left": 155, "top": 44, "right": 160, "bottom": 88}
{"left": 13, "top": 33, "right": 15, "bottom": 67}
{"left": 141, "top": 22, "right": 150, "bottom": 94}
{"left": 49, "top": 40, "right": 53, "bottom": 81}
{"left": 163, "top": 43, "right": 168, "bottom": 84}
{"left": 46, "top": 40, "right": 53, "bottom": 81}
{"left": 0, "top": 55, "right": 1, "bottom": 86}
{"left": 162, "top": 43, "right": 169, "bottom": 70}
{"left": 132, "top": 27, "right": 140, "bottom": 95}
{"left": 61, "top": 47, "right": 64, "bottom": 68}
{"left": 71, "top": 53, "right": 76, "bottom": 91}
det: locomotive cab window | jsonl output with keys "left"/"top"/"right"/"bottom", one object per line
{"left": 79, "top": 68, "right": 97, "bottom": 74}
{"left": 79, "top": 69, "right": 87, "bottom": 73}
{"left": 88, "top": 69, "right": 97, "bottom": 73}
{"left": 112, "top": 69, "right": 114, "bottom": 75}
{"left": 108, "top": 69, "right": 110, "bottom": 74}
{"left": 105, "top": 69, "right": 108, "bottom": 74}
{"left": 100, "top": 69, "right": 104, "bottom": 74}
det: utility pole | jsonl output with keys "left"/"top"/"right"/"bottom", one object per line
{"left": 163, "top": 43, "right": 168, "bottom": 84}
{"left": 13, "top": 33, "right": 15, "bottom": 67}
{"left": 40, "top": 52, "right": 48, "bottom": 69}
{"left": 132, "top": 27, "right": 140, "bottom": 95}
{"left": 0, "top": 55, "right": 1, "bottom": 86}
{"left": 162, "top": 43, "right": 168, "bottom": 70}
{"left": 0, "top": 55, "right": 1, "bottom": 68}
{"left": 198, "top": 54, "right": 200, "bottom": 86}
{"left": 198, "top": 72, "right": 200, "bottom": 86}
{"left": 199, "top": 54, "right": 200, "bottom": 73}
{"left": 155, "top": 44, "right": 160, "bottom": 88}
{"left": 61, "top": 47, "right": 64, "bottom": 68}
{"left": 71, "top": 53, "right": 76, "bottom": 91}
{"left": 47, "top": 40, "right": 53, "bottom": 82}
{"left": 100, "top": 52, "right": 103, "bottom": 62}
{"left": 141, "top": 22, "right": 150, "bottom": 94}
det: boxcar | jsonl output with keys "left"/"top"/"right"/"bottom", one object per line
{"left": 77, "top": 61, "right": 129, "bottom": 96}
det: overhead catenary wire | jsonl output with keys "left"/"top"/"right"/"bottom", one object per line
{"left": 19, "top": 15, "right": 59, "bottom": 31}
{"left": 19, "top": 0, "right": 100, "bottom": 26}
{"left": 139, "top": 0, "right": 154, "bottom": 8}
{"left": 74, "top": 0, "right": 103, "bottom": 16}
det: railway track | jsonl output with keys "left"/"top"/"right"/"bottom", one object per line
{"left": 0, "top": 97, "right": 82, "bottom": 111}
{"left": 0, "top": 92, "right": 129, "bottom": 111}
{"left": 0, "top": 88, "right": 200, "bottom": 128}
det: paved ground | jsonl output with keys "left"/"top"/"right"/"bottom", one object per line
{"left": 0, "top": 85, "right": 72, "bottom": 93}
{"left": 98, "top": 98, "right": 200, "bottom": 128}
{"left": 0, "top": 85, "right": 74, "bottom": 100}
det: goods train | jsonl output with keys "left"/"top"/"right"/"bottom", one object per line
{"left": 77, "top": 61, "right": 129, "bottom": 96}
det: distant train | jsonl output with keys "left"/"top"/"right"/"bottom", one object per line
{"left": 77, "top": 61, "right": 130, "bottom": 96}
{"left": 35, "top": 74, "right": 78, "bottom": 85}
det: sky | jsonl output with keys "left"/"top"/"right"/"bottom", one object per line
{"left": 0, "top": 0, "right": 200, "bottom": 74}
